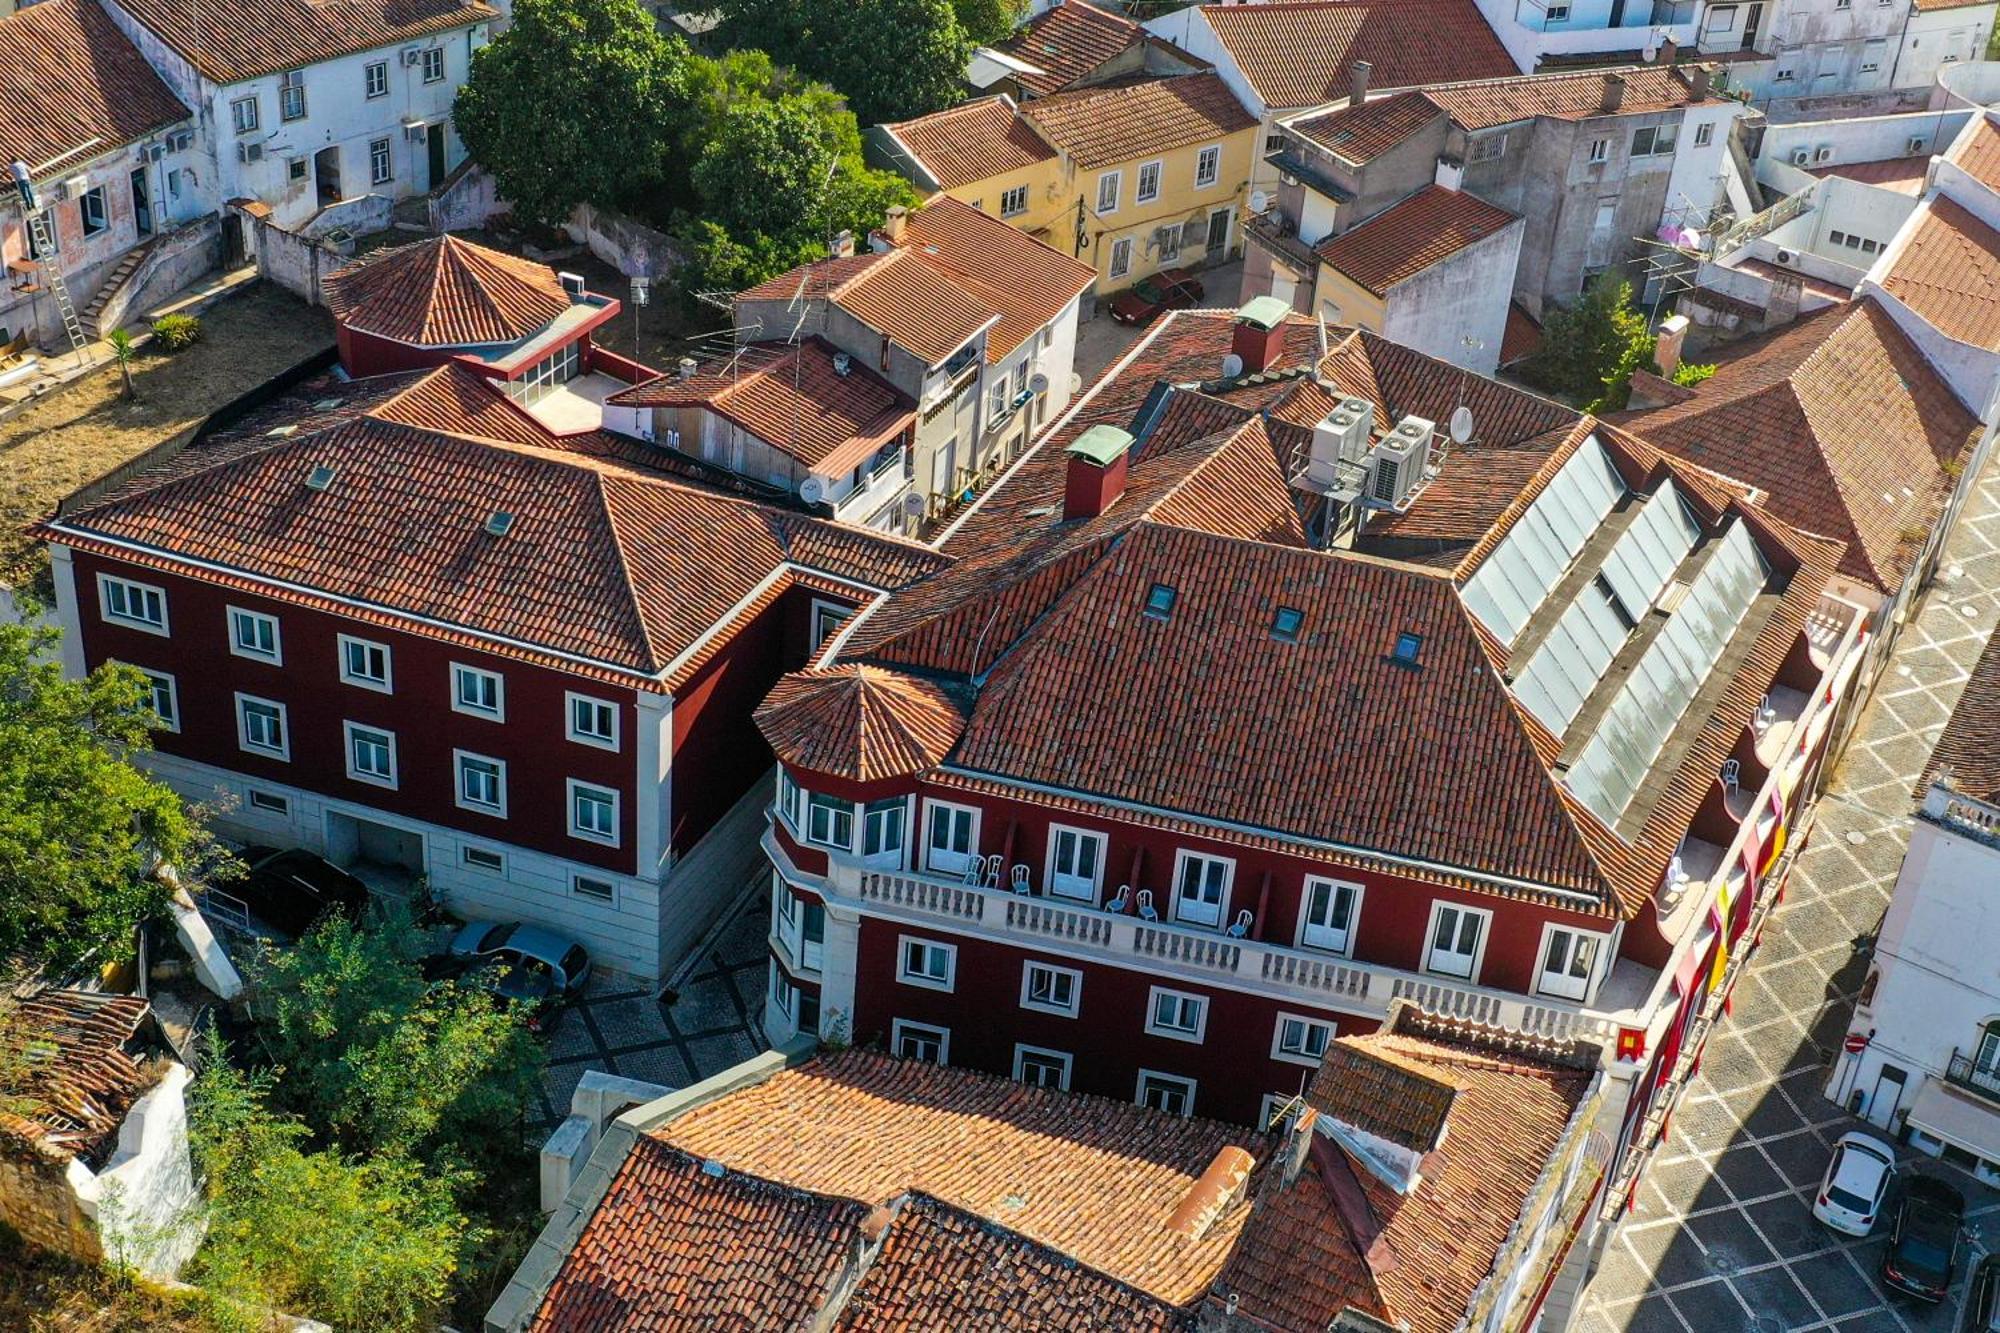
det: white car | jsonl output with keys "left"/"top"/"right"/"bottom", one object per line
{"left": 1814, "top": 1130, "right": 1896, "bottom": 1236}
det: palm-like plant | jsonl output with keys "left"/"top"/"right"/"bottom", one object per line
{"left": 107, "top": 328, "right": 136, "bottom": 400}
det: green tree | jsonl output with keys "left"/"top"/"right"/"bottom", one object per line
{"left": 0, "top": 616, "right": 210, "bottom": 973}
{"left": 693, "top": 96, "right": 847, "bottom": 240}
{"left": 1524, "top": 274, "right": 1658, "bottom": 412}
{"left": 107, "top": 328, "right": 137, "bottom": 400}
{"left": 953, "top": 0, "right": 1027, "bottom": 46}
{"left": 454, "top": 0, "right": 696, "bottom": 230}
{"left": 712, "top": 0, "right": 809, "bottom": 67}
{"left": 816, "top": 0, "right": 973, "bottom": 123}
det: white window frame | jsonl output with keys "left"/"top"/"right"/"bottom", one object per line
{"left": 1587, "top": 137, "right": 1610, "bottom": 164}
{"left": 137, "top": 668, "right": 179, "bottom": 733}
{"left": 461, "top": 844, "right": 506, "bottom": 875}
{"left": 1014, "top": 1044, "right": 1073, "bottom": 1090}
{"left": 1000, "top": 184, "right": 1028, "bottom": 217}
{"left": 454, "top": 749, "right": 507, "bottom": 816}
{"left": 565, "top": 691, "right": 620, "bottom": 750}
{"left": 777, "top": 769, "right": 804, "bottom": 833}
{"left": 227, "top": 606, "right": 281, "bottom": 663}
{"left": 1297, "top": 876, "right": 1363, "bottom": 956}
{"left": 568, "top": 779, "right": 621, "bottom": 846}
{"left": 1145, "top": 985, "right": 1208, "bottom": 1043}
{"left": 231, "top": 96, "right": 258, "bottom": 135}
{"left": 78, "top": 187, "right": 109, "bottom": 237}
{"left": 1534, "top": 922, "right": 1606, "bottom": 1002}
{"left": 922, "top": 799, "right": 980, "bottom": 876}
{"left": 278, "top": 69, "right": 306, "bottom": 122}
{"left": 421, "top": 46, "right": 444, "bottom": 83}
{"left": 810, "top": 599, "right": 852, "bottom": 650}
{"left": 1195, "top": 143, "right": 1221, "bottom": 188}
{"left": 1694, "top": 122, "right": 1714, "bottom": 148}
{"left": 342, "top": 720, "right": 398, "bottom": 789}
{"left": 1170, "top": 849, "right": 1234, "bottom": 930}
{"left": 451, "top": 663, "right": 505, "bottom": 720}
{"left": 572, "top": 873, "right": 616, "bottom": 904}
{"left": 897, "top": 935, "right": 956, "bottom": 992}
{"left": 1020, "top": 960, "right": 1082, "bottom": 1017}
{"left": 1271, "top": 1011, "right": 1336, "bottom": 1067}
{"left": 805, "top": 792, "right": 854, "bottom": 851}
{"left": 369, "top": 137, "right": 392, "bottom": 186}
{"left": 1422, "top": 900, "right": 1492, "bottom": 981}
{"left": 862, "top": 795, "right": 907, "bottom": 868}
{"left": 1044, "top": 824, "right": 1106, "bottom": 902}
{"left": 891, "top": 1018, "right": 950, "bottom": 1064}
{"left": 1096, "top": 170, "right": 1121, "bottom": 215}
{"left": 1136, "top": 159, "right": 1163, "bottom": 204}
{"left": 337, "top": 633, "right": 392, "bottom": 692}
{"left": 98, "top": 574, "right": 168, "bottom": 635}
{"left": 1257, "top": 1093, "right": 1293, "bottom": 1132}
{"left": 1108, "top": 236, "right": 1133, "bottom": 279}
{"left": 246, "top": 789, "right": 289, "bottom": 815}
{"left": 1546, "top": 1, "right": 1570, "bottom": 17}
{"left": 1136, "top": 1070, "right": 1196, "bottom": 1117}
{"left": 234, "top": 692, "right": 290, "bottom": 760}
{"left": 774, "top": 874, "right": 802, "bottom": 963}
{"left": 364, "top": 60, "right": 388, "bottom": 98}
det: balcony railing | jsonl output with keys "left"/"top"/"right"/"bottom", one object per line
{"left": 1945, "top": 1049, "right": 2000, "bottom": 1106}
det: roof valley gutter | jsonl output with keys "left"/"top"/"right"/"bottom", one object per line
{"left": 660, "top": 563, "right": 898, "bottom": 683}
{"left": 935, "top": 764, "right": 1611, "bottom": 910}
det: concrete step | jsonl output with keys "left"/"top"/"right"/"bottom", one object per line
{"left": 80, "top": 246, "right": 151, "bottom": 339}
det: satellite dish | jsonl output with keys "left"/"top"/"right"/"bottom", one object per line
{"left": 799, "top": 476, "right": 827, "bottom": 505}
{"left": 1249, "top": 189, "right": 1271, "bottom": 215}
{"left": 1029, "top": 371, "right": 1050, "bottom": 394}
{"left": 1449, "top": 405, "right": 1475, "bottom": 444}
{"left": 902, "top": 492, "right": 927, "bottom": 516}
{"left": 1221, "top": 352, "right": 1245, "bottom": 378}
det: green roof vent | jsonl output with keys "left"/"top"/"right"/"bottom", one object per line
{"left": 1235, "top": 295, "right": 1292, "bottom": 332}
{"left": 1065, "top": 424, "right": 1135, "bottom": 467}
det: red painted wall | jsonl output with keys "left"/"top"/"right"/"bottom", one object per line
{"left": 72, "top": 550, "right": 640, "bottom": 873}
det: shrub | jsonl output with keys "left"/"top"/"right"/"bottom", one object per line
{"left": 1671, "top": 361, "right": 1717, "bottom": 387}
{"left": 150, "top": 313, "right": 202, "bottom": 351}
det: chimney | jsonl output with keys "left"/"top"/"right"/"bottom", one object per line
{"left": 1656, "top": 35, "right": 1678, "bottom": 64}
{"left": 1280, "top": 1106, "right": 1320, "bottom": 1188}
{"left": 1653, "top": 313, "right": 1689, "bottom": 379}
{"left": 883, "top": 205, "right": 909, "bottom": 245}
{"left": 1600, "top": 73, "right": 1626, "bottom": 114}
{"left": 1062, "top": 424, "right": 1134, "bottom": 521}
{"left": 830, "top": 228, "right": 855, "bottom": 259}
{"left": 677, "top": 356, "right": 698, "bottom": 381}
{"left": 1349, "top": 60, "right": 1372, "bottom": 107}
{"left": 1232, "top": 296, "right": 1291, "bottom": 374}
{"left": 1689, "top": 64, "right": 1712, "bottom": 100}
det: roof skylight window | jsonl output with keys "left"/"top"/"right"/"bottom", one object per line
{"left": 1144, "top": 583, "right": 1177, "bottom": 620}
{"left": 1392, "top": 632, "right": 1423, "bottom": 665}
{"left": 1272, "top": 607, "right": 1304, "bottom": 641}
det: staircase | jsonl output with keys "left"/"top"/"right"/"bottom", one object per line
{"left": 79, "top": 242, "right": 153, "bottom": 339}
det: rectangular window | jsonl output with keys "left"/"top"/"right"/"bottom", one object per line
{"left": 455, "top": 750, "right": 506, "bottom": 815}
{"left": 1096, "top": 170, "right": 1121, "bottom": 214}
{"left": 1632, "top": 127, "right": 1657, "bottom": 155}
{"left": 569, "top": 780, "right": 620, "bottom": 845}
{"left": 228, "top": 606, "right": 281, "bottom": 663}
{"left": 778, "top": 769, "right": 804, "bottom": 832}
{"left": 897, "top": 935, "right": 955, "bottom": 991}
{"left": 337, "top": 634, "right": 391, "bottom": 691}
{"left": 1000, "top": 185, "right": 1028, "bottom": 217}
{"left": 1136, "top": 160, "right": 1162, "bottom": 203}
{"left": 451, "top": 664, "right": 504, "bottom": 719}
{"left": 1536, "top": 925, "right": 1602, "bottom": 1001}
{"left": 1272, "top": 1012, "right": 1335, "bottom": 1066}
{"left": 139, "top": 670, "right": 179, "bottom": 732}
{"left": 774, "top": 877, "right": 801, "bottom": 960}
{"left": 1830, "top": 230, "right": 1848, "bottom": 247}
{"left": 798, "top": 987, "right": 821, "bottom": 1034}
{"left": 892, "top": 1019, "right": 949, "bottom": 1064}
{"left": 863, "top": 797, "right": 906, "bottom": 866}
{"left": 924, "top": 801, "right": 978, "bottom": 875}
{"left": 566, "top": 692, "right": 619, "bottom": 749}
{"left": 279, "top": 70, "right": 306, "bottom": 122}
{"left": 235, "top": 693, "right": 289, "bottom": 759}
{"left": 573, "top": 874, "right": 616, "bottom": 903}
{"left": 1146, "top": 986, "right": 1208, "bottom": 1042}
{"left": 246, "top": 789, "right": 289, "bottom": 814}
{"left": 98, "top": 574, "right": 167, "bottom": 633}
{"left": 1108, "top": 237, "right": 1133, "bottom": 279}
{"left": 805, "top": 793, "right": 853, "bottom": 850}
{"left": 79, "top": 187, "right": 108, "bottom": 237}
{"left": 1137, "top": 1070, "right": 1195, "bottom": 1117}
{"left": 1694, "top": 122, "right": 1714, "bottom": 148}
{"left": 1171, "top": 851, "right": 1232, "bottom": 929}
{"left": 461, "top": 845, "right": 505, "bottom": 874}
{"left": 231, "top": 96, "right": 258, "bottom": 135}
{"left": 801, "top": 900, "right": 825, "bottom": 971}
{"left": 1634, "top": 126, "right": 1677, "bottom": 157}
{"left": 421, "top": 46, "right": 444, "bottom": 83}
{"left": 1046, "top": 825, "right": 1105, "bottom": 902}
{"left": 1195, "top": 144, "right": 1220, "bottom": 188}
{"left": 1299, "top": 876, "right": 1361, "bottom": 955}
{"left": 1158, "top": 222, "right": 1182, "bottom": 263}
{"left": 770, "top": 958, "right": 797, "bottom": 1022}
{"left": 1021, "top": 961, "right": 1082, "bottom": 1017}
{"left": 1774, "top": 69, "right": 1795, "bottom": 82}
{"left": 811, "top": 601, "right": 852, "bottom": 649}
{"left": 369, "top": 138, "right": 392, "bottom": 186}
{"left": 1015, "top": 1045, "right": 1072, "bottom": 1090}
{"left": 287, "top": 158, "right": 307, "bottom": 183}
{"left": 1424, "top": 901, "right": 1489, "bottom": 980}
{"left": 1588, "top": 138, "right": 1609, "bottom": 164}
{"left": 344, "top": 721, "right": 397, "bottom": 787}
{"left": 1546, "top": 1, "right": 1570, "bottom": 16}
{"left": 365, "top": 60, "right": 388, "bottom": 98}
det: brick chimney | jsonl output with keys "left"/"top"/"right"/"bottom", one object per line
{"left": 1232, "top": 296, "right": 1291, "bottom": 374}
{"left": 1656, "top": 35, "right": 1678, "bottom": 64}
{"left": 1689, "top": 64, "right": 1712, "bottom": 100}
{"left": 1349, "top": 60, "right": 1372, "bottom": 107}
{"left": 1653, "top": 313, "right": 1690, "bottom": 379}
{"left": 1600, "top": 73, "right": 1626, "bottom": 114}
{"left": 1063, "top": 425, "right": 1134, "bottom": 521}
{"left": 882, "top": 206, "right": 909, "bottom": 246}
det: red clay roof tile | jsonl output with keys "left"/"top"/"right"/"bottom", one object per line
{"left": 114, "top": 0, "right": 495, "bottom": 84}
{"left": 0, "top": 0, "right": 190, "bottom": 172}
{"left": 755, "top": 665, "right": 970, "bottom": 783}
{"left": 323, "top": 236, "right": 573, "bottom": 348}
{"left": 1192, "top": 0, "right": 1519, "bottom": 110}
{"left": 881, "top": 95, "right": 1056, "bottom": 190}
{"left": 991, "top": 0, "right": 1147, "bottom": 96}
{"left": 1022, "top": 73, "right": 1256, "bottom": 170}
{"left": 1919, "top": 621, "right": 2000, "bottom": 804}
{"left": 1881, "top": 196, "right": 2000, "bottom": 353}
{"left": 888, "top": 196, "right": 1095, "bottom": 362}
{"left": 1313, "top": 185, "right": 1519, "bottom": 296}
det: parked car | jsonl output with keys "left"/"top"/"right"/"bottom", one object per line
{"left": 1882, "top": 1175, "right": 1966, "bottom": 1302}
{"left": 1966, "top": 1254, "right": 2000, "bottom": 1332}
{"left": 1107, "top": 267, "right": 1205, "bottom": 327}
{"left": 227, "top": 847, "right": 371, "bottom": 940}
{"left": 1813, "top": 1131, "right": 1896, "bottom": 1236}
{"left": 445, "top": 921, "right": 592, "bottom": 1031}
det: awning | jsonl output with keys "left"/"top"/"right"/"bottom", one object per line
{"left": 1905, "top": 1079, "right": 2000, "bottom": 1161}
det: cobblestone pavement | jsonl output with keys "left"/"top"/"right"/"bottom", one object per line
{"left": 1581, "top": 459, "right": 2000, "bottom": 1332}
{"left": 532, "top": 882, "right": 771, "bottom": 1128}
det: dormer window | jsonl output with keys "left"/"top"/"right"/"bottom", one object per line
{"left": 1272, "top": 607, "right": 1304, "bottom": 642}
{"left": 1393, "top": 632, "right": 1423, "bottom": 664}
{"left": 1144, "top": 583, "right": 1177, "bottom": 620}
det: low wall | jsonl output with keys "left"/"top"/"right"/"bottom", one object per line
{"left": 298, "top": 194, "right": 393, "bottom": 243}
{"left": 430, "top": 161, "right": 510, "bottom": 232}
{"left": 565, "top": 203, "right": 681, "bottom": 279}
{"left": 101, "top": 219, "right": 223, "bottom": 334}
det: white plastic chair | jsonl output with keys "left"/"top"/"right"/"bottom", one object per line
{"left": 1137, "top": 889, "right": 1159, "bottom": 922}
{"left": 1107, "top": 884, "right": 1131, "bottom": 913}
{"left": 1226, "top": 910, "right": 1253, "bottom": 938}
{"left": 1010, "top": 864, "right": 1031, "bottom": 895}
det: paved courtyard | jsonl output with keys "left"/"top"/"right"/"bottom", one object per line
{"left": 1581, "top": 458, "right": 2000, "bottom": 1331}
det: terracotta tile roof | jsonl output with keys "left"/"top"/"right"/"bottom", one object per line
{"left": 0, "top": 990, "right": 153, "bottom": 1166}
{"left": 1616, "top": 299, "right": 1977, "bottom": 591}
{"left": 740, "top": 251, "right": 1000, "bottom": 366}
{"left": 114, "top": 0, "right": 495, "bottom": 84}
{"left": 1949, "top": 115, "right": 2000, "bottom": 194}
{"left": 0, "top": 0, "right": 190, "bottom": 173}
{"left": 529, "top": 1139, "right": 871, "bottom": 1332}
{"left": 1919, "top": 620, "right": 2000, "bottom": 804}
{"left": 1501, "top": 300, "right": 1543, "bottom": 366}
{"left": 607, "top": 340, "right": 912, "bottom": 474}
{"left": 1287, "top": 91, "right": 1440, "bottom": 164}
{"left": 880, "top": 95, "right": 1055, "bottom": 190}
{"left": 837, "top": 1194, "right": 1194, "bottom": 1331}
{"left": 1364, "top": 423, "right": 1591, "bottom": 555}
{"left": 1423, "top": 63, "right": 1716, "bottom": 130}
{"left": 1308, "top": 1036, "right": 1462, "bottom": 1152}
{"left": 1195, "top": 0, "right": 1518, "bottom": 111}
{"left": 1913, "top": 0, "right": 1990, "bottom": 11}
{"left": 1881, "top": 196, "right": 2000, "bottom": 352}
{"left": 1219, "top": 1019, "right": 1594, "bottom": 1333}
{"left": 322, "top": 236, "right": 573, "bottom": 349}
{"left": 1313, "top": 185, "right": 1519, "bottom": 296}
{"left": 755, "top": 665, "right": 970, "bottom": 783}
{"left": 658, "top": 1047, "right": 1264, "bottom": 1305}
{"left": 1022, "top": 73, "right": 1255, "bottom": 171}
{"left": 888, "top": 196, "right": 1096, "bottom": 362}
{"left": 991, "top": 0, "right": 1145, "bottom": 96}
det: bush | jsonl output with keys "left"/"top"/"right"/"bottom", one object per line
{"left": 150, "top": 314, "right": 202, "bottom": 351}
{"left": 1671, "top": 361, "right": 1717, "bottom": 387}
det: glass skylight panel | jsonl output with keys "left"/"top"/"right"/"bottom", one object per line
{"left": 1516, "top": 581, "right": 1632, "bottom": 731}
{"left": 1599, "top": 485, "right": 1700, "bottom": 618}
{"left": 1461, "top": 437, "right": 1625, "bottom": 643}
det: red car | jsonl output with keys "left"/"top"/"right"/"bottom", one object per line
{"left": 1108, "top": 267, "right": 1206, "bottom": 326}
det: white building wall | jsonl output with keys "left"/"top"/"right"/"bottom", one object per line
{"left": 1379, "top": 220, "right": 1522, "bottom": 372}
{"left": 1900, "top": 5, "right": 1999, "bottom": 91}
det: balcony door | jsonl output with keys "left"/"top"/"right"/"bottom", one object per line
{"left": 1172, "top": 852, "right": 1232, "bottom": 929}
{"left": 1536, "top": 926, "right": 1601, "bottom": 1002}
{"left": 1978, "top": 1024, "right": 2000, "bottom": 1079}
{"left": 1425, "top": 902, "right": 1489, "bottom": 980}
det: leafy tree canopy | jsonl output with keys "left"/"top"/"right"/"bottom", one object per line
{"left": 714, "top": 0, "right": 972, "bottom": 122}
{"left": 953, "top": 0, "right": 1029, "bottom": 47}
{"left": 1523, "top": 274, "right": 1658, "bottom": 413}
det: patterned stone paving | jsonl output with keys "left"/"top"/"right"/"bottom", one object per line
{"left": 1580, "top": 457, "right": 2000, "bottom": 1332}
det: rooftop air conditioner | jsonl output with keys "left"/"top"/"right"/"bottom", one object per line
{"left": 236, "top": 142, "right": 263, "bottom": 164}
{"left": 1776, "top": 247, "right": 1796, "bottom": 264}
{"left": 1305, "top": 396, "right": 1375, "bottom": 489}
{"left": 1813, "top": 146, "right": 1833, "bottom": 164}
{"left": 1789, "top": 147, "right": 1811, "bottom": 166}
{"left": 1907, "top": 135, "right": 1928, "bottom": 155}
{"left": 1367, "top": 415, "right": 1434, "bottom": 510}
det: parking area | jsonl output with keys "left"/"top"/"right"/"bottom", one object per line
{"left": 1073, "top": 259, "right": 1245, "bottom": 383}
{"left": 1581, "top": 453, "right": 2000, "bottom": 1330}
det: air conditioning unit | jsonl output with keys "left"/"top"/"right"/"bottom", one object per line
{"left": 1907, "top": 135, "right": 1928, "bottom": 154}
{"left": 1776, "top": 247, "right": 1796, "bottom": 264}
{"left": 1367, "top": 415, "right": 1434, "bottom": 509}
{"left": 167, "top": 129, "right": 194, "bottom": 153}
{"left": 1789, "top": 147, "right": 1811, "bottom": 165}
{"left": 401, "top": 45, "right": 423, "bottom": 65}
{"left": 145, "top": 143, "right": 166, "bottom": 163}
{"left": 237, "top": 142, "right": 263, "bottom": 164}
{"left": 403, "top": 122, "right": 427, "bottom": 143}
{"left": 1305, "top": 396, "right": 1375, "bottom": 488}
{"left": 1813, "top": 146, "right": 1833, "bottom": 164}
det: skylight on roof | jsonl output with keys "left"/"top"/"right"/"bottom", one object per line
{"left": 485, "top": 511, "right": 515, "bottom": 537}
{"left": 1272, "top": 606, "right": 1304, "bottom": 641}
{"left": 1144, "top": 583, "right": 1177, "bottom": 620}
{"left": 303, "top": 464, "right": 336, "bottom": 491}
{"left": 1392, "top": 632, "right": 1423, "bottom": 665}
{"left": 1461, "top": 438, "right": 1626, "bottom": 646}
